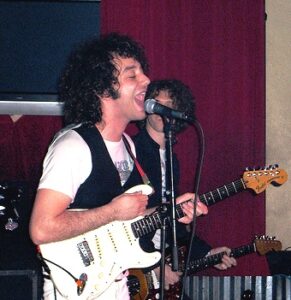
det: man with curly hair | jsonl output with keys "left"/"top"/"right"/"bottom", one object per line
{"left": 133, "top": 79, "right": 236, "bottom": 292}
{"left": 29, "top": 34, "right": 207, "bottom": 300}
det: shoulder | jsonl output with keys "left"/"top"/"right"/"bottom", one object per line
{"left": 132, "top": 128, "right": 150, "bottom": 146}
{"left": 133, "top": 129, "right": 159, "bottom": 155}
{"left": 49, "top": 125, "right": 89, "bottom": 157}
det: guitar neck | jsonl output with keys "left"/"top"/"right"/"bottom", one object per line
{"left": 131, "top": 177, "right": 247, "bottom": 239}
{"left": 186, "top": 243, "right": 255, "bottom": 275}
{"left": 175, "top": 177, "right": 247, "bottom": 220}
{"left": 132, "top": 166, "right": 287, "bottom": 239}
{"left": 199, "top": 178, "right": 246, "bottom": 206}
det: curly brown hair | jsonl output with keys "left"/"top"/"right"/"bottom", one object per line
{"left": 58, "top": 32, "right": 149, "bottom": 125}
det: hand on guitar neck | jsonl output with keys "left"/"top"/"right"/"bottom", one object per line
{"left": 205, "top": 246, "right": 237, "bottom": 270}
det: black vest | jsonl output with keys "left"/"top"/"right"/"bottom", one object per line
{"left": 69, "top": 125, "right": 142, "bottom": 209}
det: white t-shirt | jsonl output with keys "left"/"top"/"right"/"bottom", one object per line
{"left": 38, "top": 125, "right": 135, "bottom": 201}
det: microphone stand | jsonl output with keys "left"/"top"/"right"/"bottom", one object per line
{"left": 164, "top": 117, "right": 179, "bottom": 269}
{"left": 159, "top": 209, "right": 167, "bottom": 300}
{"left": 159, "top": 117, "right": 178, "bottom": 300}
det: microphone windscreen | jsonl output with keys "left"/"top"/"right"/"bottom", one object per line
{"left": 144, "top": 99, "right": 156, "bottom": 114}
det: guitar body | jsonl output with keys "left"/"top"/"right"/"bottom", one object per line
{"left": 40, "top": 217, "right": 161, "bottom": 299}
{"left": 128, "top": 269, "right": 150, "bottom": 300}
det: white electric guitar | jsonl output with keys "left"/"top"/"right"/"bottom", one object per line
{"left": 38, "top": 184, "right": 160, "bottom": 300}
{"left": 38, "top": 165, "right": 287, "bottom": 299}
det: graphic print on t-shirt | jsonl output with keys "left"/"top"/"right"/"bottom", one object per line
{"left": 115, "top": 159, "right": 132, "bottom": 185}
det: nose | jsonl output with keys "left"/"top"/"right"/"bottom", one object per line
{"left": 141, "top": 73, "right": 150, "bottom": 87}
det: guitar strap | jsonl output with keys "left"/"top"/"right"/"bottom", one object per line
{"left": 122, "top": 135, "right": 154, "bottom": 192}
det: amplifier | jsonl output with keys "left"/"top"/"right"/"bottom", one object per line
{"left": 0, "top": 269, "right": 40, "bottom": 300}
{"left": 267, "top": 251, "right": 291, "bottom": 275}
{"left": 183, "top": 275, "right": 291, "bottom": 300}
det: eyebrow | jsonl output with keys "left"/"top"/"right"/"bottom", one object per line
{"left": 123, "top": 65, "right": 138, "bottom": 73}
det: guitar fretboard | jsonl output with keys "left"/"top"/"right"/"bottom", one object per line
{"left": 187, "top": 243, "right": 255, "bottom": 274}
{"left": 199, "top": 178, "right": 246, "bottom": 206}
{"left": 131, "top": 178, "right": 247, "bottom": 239}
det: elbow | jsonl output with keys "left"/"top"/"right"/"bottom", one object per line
{"left": 29, "top": 220, "right": 48, "bottom": 245}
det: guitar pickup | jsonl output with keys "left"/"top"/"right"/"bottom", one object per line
{"left": 77, "top": 240, "right": 94, "bottom": 266}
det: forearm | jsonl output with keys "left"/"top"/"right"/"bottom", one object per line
{"left": 30, "top": 203, "right": 115, "bottom": 245}
{"left": 30, "top": 188, "right": 148, "bottom": 245}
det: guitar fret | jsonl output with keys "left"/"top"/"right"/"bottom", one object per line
{"left": 223, "top": 185, "right": 230, "bottom": 197}
{"left": 219, "top": 186, "right": 228, "bottom": 199}
{"left": 216, "top": 188, "right": 222, "bottom": 200}
{"left": 139, "top": 219, "right": 146, "bottom": 235}
{"left": 151, "top": 214, "right": 158, "bottom": 228}
{"left": 146, "top": 216, "right": 157, "bottom": 232}
{"left": 200, "top": 194, "right": 208, "bottom": 205}
{"left": 231, "top": 181, "right": 238, "bottom": 193}
{"left": 241, "top": 178, "right": 247, "bottom": 189}
{"left": 211, "top": 189, "right": 220, "bottom": 202}
{"left": 209, "top": 191, "right": 215, "bottom": 203}
{"left": 153, "top": 212, "right": 162, "bottom": 230}
{"left": 140, "top": 218, "right": 149, "bottom": 235}
{"left": 229, "top": 181, "right": 239, "bottom": 194}
{"left": 131, "top": 224, "right": 137, "bottom": 237}
{"left": 131, "top": 222, "right": 141, "bottom": 238}
{"left": 201, "top": 193, "right": 214, "bottom": 205}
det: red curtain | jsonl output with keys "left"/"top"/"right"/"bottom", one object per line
{"left": 102, "top": 1, "right": 269, "bottom": 275}
{"left": 0, "top": 116, "right": 63, "bottom": 197}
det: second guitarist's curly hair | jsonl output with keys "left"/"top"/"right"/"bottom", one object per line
{"left": 138, "top": 79, "right": 196, "bottom": 132}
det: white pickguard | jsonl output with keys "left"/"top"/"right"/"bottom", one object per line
{"left": 39, "top": 185, "right": 160, "bottom": 299}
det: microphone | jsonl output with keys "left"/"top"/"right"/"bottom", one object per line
{"left": 144, "top": 99, "right": 195, "bottom": 122}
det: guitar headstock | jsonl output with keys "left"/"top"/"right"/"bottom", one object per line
{"left": 243, "top": 164, "right": 288, "bottom": 194}
{"left": 254, "top": 235, "right": 282, "bottom": 255}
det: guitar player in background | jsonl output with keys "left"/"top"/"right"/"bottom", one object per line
{"left": 133, "top": 79, "right": 237, "bottom": 291}
{"left": 29, "top": 33, "right": 208, "bottom": 300}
